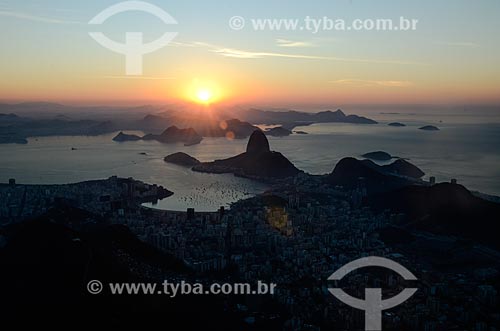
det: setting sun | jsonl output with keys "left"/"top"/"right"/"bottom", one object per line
{"left": 184, "top": 79, "right": 224, "bottom": 104}
{"left": 196, "top": 89, "right": 213, "bottom": 103}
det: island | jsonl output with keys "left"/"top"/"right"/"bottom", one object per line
{"left": 419, "top": 125, "right": 440, "bottom": 131}
{"left": 388, "top": 122, "right": 406, "bottom": 127}
{"left": 164, "top": 152, "right": 200, "bottom": 167}
{"left": 361, "top": 151, "right": 394, "bottom": 161}
{"left": 143, "top": 126, "right": 203, "bottom": 146}
{"left": 113, "top": 126, "right": 203, "bottom": 146}
{"left": 213, "top": 119, "right": 260, "bottom": 139}
{"left": 139, "top": 115, "right": 260, "bottom": 140}
{"left": 113, "top": 132, "right": 141, "bottom": 142}
{"left": 265, "top": 126, "right": 292, "bottom": 137}
{"left": 192, "top": 130, "right": 301, "bottom": 180}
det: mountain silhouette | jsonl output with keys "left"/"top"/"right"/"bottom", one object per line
{"left": 0, "top": 205, "right": 253, "bottom": 329}
{"left": 113, "top": 126, "right": 203, "bottom": 146}
{"left": 367, "top": 183, "right": 500, "bottom": 248}
{"left": 164, "top": 152, "right": 201, "bottom": 166}
{"left": 143, "top": 126, "right": 202, "bottom": 145}
{"left": 326, "top": 157, "right": 419, "bottom": 194}
{"left": 247, "top": 129, "right": 271, "bottom": 154}
{"left": 361, "top": 159, "right": 425, "bottom": 178}
{"left": 238, "top": 108, "right": 377, "bottom": 125}
{"left": 193, "top": 130, "right": 300, "bottom": 179}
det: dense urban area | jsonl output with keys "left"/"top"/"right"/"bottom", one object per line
{"left": 1, "top": 174, "right": 498, "bottom": 331}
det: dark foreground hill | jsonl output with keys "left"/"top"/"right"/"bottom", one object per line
{"left": 366, "top": 183, "right": 500, "bottom": 248}
{"left": 0, "top": 205, "right": 281, "bottom": 329}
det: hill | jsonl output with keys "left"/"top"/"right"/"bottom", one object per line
{"left": 366, "top": 183, "right": 500, "bottom": 248}
{"left": 193, "top": 130, "right": 300, "bottom": 179}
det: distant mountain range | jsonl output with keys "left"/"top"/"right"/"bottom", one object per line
{"left": 0, "top": 112, "right": 115, "bottom": 144}
{"left": 0, "top": 102, "right": 159, "bottom": 116}
{"left": 0, "top": 102, "right": 378, "bottom": 144}
{"left": 236, "top": 109, "right": 377, "bottom": 128}
{"left": 136, "top": 108, "right": 377, "bottom": 138}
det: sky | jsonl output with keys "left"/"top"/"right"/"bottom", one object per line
{"left": 0, "top": 0, "right": 499, "bottom": 106}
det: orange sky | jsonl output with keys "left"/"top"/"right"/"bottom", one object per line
{"left": 1, "top": 0, "right": 499, "bottom": 106}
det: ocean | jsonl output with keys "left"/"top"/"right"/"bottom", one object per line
{"left": 1, "top": 109, "right": 499, "bottom": 211}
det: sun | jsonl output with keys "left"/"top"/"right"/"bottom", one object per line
{"left": 196, "top": 89, "right": 213, "bottom": 103}
{"left": 185, "top": 79, "right": 224, "bottom": 104}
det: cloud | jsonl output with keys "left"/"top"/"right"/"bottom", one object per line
{"left": 276, "top": 39, "right": 314, "bottom": 47}
{"left": 330, "top": 79, "right": 413, "bottom": 87}
{"left": 169, "top": 41, "right": 199, "bottom": 48}
{"left": 210, "top": 47, "right": 324, "bottom": 60}
{"left": 0, "top": 10, "right": 81, "bottom": 24}
{"left": 181, "top": 41, "right": 425, "bottom": 65}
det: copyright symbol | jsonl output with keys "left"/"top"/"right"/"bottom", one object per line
{"left": 229, "top": 16, "right": 245, "bottom": 30}
{"left": 87, "top": 280, "right": 103, "bottom": 294}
